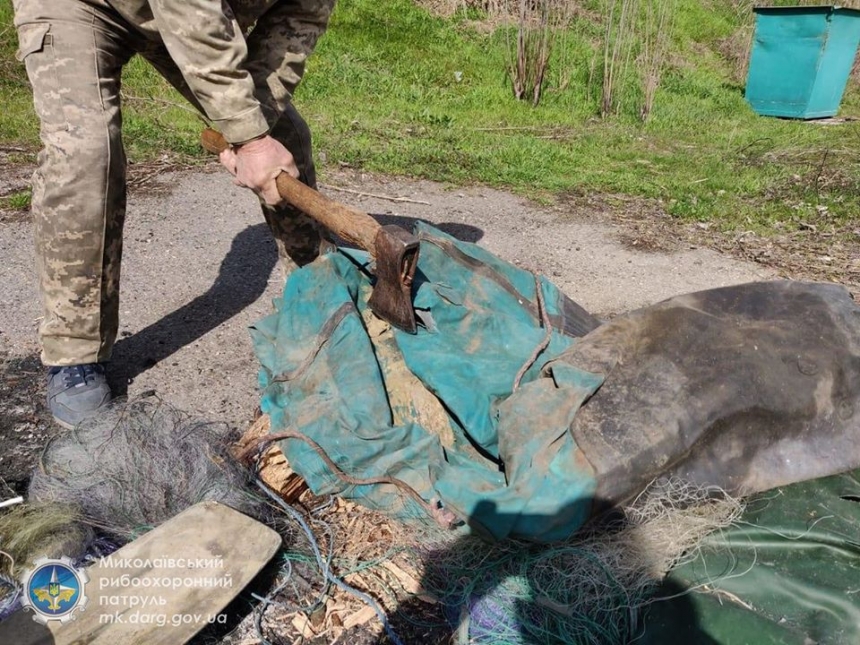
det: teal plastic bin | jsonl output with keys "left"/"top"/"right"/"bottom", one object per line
{"left": 745, "top": 5, "right": 860, "bottom": 118}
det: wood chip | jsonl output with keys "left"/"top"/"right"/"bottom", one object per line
{"left": 291, "top": 612, "right": 316, "bottom": 638}
{"left": 309, "top": 605, "right": 327, "bottom": 629}
{"left": 344, "top": 572, "right": 370, "bottom": 591}
{"left": 343, "top": 605, "right": 378, "bottom": 630}
{"left": 380, "top": 561, "right": 423, "bottom": 595}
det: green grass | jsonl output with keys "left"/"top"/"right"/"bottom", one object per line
{"left": 2, "top": 0, "right": 859, "bottom": 232}
{"left": 0, "top": 0, "right": 204, "bottom": 162}
{"left": 0, "top": 1, "right": 38, "bottom": 145}
{"left": 119, "top": 56, "right": 211, "bottom": 161}
{"left": 0, "top": 188, "right": 30, "bottom": 210}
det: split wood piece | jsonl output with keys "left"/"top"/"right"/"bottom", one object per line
{"left": 233, "top": 415, "right": 308, "bottom": 503}
{"left": 379, "top": 560, "right": 435, "bottom": 602}
{"left": 291, "top": 612, "right": 316, "bottom": 639}
{"left": 362, "top": 311, "right": 455, "bottom": 448}
{"left": 343, "top": 605, "right": 378, "bottom": 630}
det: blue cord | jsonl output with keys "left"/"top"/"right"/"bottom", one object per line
{"left": 254, "top": 477, "right": 405, "bottom": 645}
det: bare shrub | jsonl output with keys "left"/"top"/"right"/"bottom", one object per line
{"left": 505, "top": 0, "right": 573, "bottom": 106}
{"left": 420, "top": 0, "right": 508, "bottom": 18}
{"left": 601, "top": 0, "right": 675, "bottom": 120}
{"left": 415, "top": 1, "right": 580, "bottom": 107}
{"left": 639, "top": 0, "right": 674, "bottom": 120}
{"left": 602, "top": 0, "right": 639, "bottom": 116}
{"left": 717, "top": 0, "right": 755, "bottom": 86}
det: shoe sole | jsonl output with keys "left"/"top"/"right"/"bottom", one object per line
{"left": 51, "top": 415, "right": 76, "bottom": 431}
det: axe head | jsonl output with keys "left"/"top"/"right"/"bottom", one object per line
{"left": 369, "top": 225, "right": 419, "bottom": 334}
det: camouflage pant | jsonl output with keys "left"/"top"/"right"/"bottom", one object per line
{"left": 14, "top": 0, "right": 331, "bottom": 366}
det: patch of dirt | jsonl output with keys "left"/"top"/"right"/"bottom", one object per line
{"left": 0, "top": 156, "right": 199, "bottom": 224}
{"left": 704, "top": 225, "right": 860, "bottom": 296}
{"left": 0, "top": 207, "right": 29, "bottom": 226}
{"left": 0, "top": 150, "right": 35, "bottom": 225}
{"left": 559, "top": 189, "right": 860, "bottom": 299}
{"left": 126, "top": 156, "right": 211, "bottom": 196}
{"left": 560, "top": 191, "right": 685, "bottom": 254}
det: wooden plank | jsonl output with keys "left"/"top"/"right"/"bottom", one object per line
{"left": 0, "top": 501, "right": 281, "bottom": 645}
{"left": 379, "top": 561, "right": 424, "bottom": 596}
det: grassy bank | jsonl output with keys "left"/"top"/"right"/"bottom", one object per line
{"left": 2, "top": 0, "right": 859, "bottom": 231}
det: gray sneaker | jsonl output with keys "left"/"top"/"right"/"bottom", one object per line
{"left": 46, "top": 364, "right": 112, "bottom": 429}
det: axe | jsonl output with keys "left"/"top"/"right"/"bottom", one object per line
{"left": 201, "top": 129, "right": 419, "bottom": 334}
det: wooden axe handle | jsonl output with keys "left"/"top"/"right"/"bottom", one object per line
{"left": 201, "top": 129, "right": 380, "bottom": 255}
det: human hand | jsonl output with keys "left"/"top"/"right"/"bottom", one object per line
{"left": 219, "top": 135, "right": 298, "bottom": 207}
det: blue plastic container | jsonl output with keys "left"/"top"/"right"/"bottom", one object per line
{"left": 745, "top": 5, "right": 860, "bottom": 119}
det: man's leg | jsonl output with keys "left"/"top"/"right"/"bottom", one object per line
{"left": 243, "top": 0, "right": 335, "bottom": 274}
{"left": 140, "top": 48, "right": 333, "bottom": 276}
{"left": 14, "top": 0, "right": 134, "bottom": 425}
{"left": 264, "top": 104, "right": 335, "bottom": 274}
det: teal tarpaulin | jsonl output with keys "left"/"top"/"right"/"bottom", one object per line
{"left": 251, "top": 222, "right": 860, "bottom": 544}
{"left": 251, "top": 222, "right": 602, "bottom": 542}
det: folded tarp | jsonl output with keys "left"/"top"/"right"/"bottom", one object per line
{"left": 252, "top": 222, "right": 602, "bottom": 541}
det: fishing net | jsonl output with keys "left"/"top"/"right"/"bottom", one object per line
{"left": 0, "top": 398, "right": 270, "bottom": 624}
{"left": 412, "top": 479, "right": 744, "bottom": 644}
{"left": 0, "top": 502, "right": 92, "bottom": 574}
{"left": 641, "top": 466, "right": 860, "bottom": 645}
{"left": 208, "top": 476, "right": 744, "bottom": 645}
{"left": 28, "top": 396, "right": 264, "bottom": 541}
{"left": 0, "top": 570, "right": 18, "bottom": 624}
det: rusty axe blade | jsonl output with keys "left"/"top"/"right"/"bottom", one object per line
{"left": 200, "top": 129, "right": 420, "bottom": 333}
{"left": 369, "top": 225, "right": 419, "bottom": 333}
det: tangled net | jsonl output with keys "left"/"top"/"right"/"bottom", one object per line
{"left": 0, "top": 502, "right": 92, "bottom": 574}
{"left": 415, "top": 479, "right": 744, "bottom": 645}
{"left": 29, "top": 396, "right": 264, "bottom": 541}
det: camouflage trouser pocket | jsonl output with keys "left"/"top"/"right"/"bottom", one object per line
{"left": 16, "top": 22, "right": 68, "bottom": 131}
{"left": 15, "top": 22, "right": 50, "bottom": 61}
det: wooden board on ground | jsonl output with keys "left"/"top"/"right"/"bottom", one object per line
{"left": 0, "top": 501, "right": 281, "bottom": 645}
